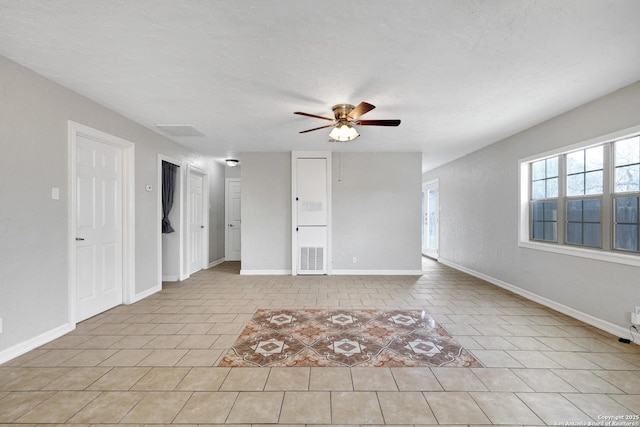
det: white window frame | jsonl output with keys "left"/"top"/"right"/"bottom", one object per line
{"left": 518, "top": 124, "right": 640, "bottom": 268}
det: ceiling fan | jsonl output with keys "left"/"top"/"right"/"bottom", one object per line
{"left": 294, "top": 102, "right": 401, "bottom": 142}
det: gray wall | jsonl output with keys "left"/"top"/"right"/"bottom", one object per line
{"left": 423, "top": 80, "right": 640, "bottom": 331}
{"left": 241, "top": 153, "right": 292, "bottom": 272}
{"left": 240, "top": 151, "right": 422, "bottom": 273}
{"left": 206, "top": 160, "right": 226, "bottom": 264}
{"left": 0, "top": 56, "right": 205, "bottom": 355}
{"left": 332, "top": 152, "right": 422, "bottom": 272}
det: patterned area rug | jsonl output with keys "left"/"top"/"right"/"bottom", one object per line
{"left": 218, "top": 309, "right": 483, "bottom": 368}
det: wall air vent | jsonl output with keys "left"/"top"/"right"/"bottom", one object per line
{"left": 300, "top": 247, "right": 324, "bottom": 271}
{"left": 152, "top": 124, "right": 206, "bottom": 137}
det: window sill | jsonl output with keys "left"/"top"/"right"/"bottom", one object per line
{"left": 518, "top": 240, "right": 640, "bottom": 268}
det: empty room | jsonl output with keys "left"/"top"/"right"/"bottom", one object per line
{"left": 1, "top": 1, "right": 639, "bottom": 425}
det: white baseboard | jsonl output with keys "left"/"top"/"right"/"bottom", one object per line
{"left": 240, "top": 269, "right": 292, "bottom": 275}
{"left": 162, "top": 275, "right": 179, "bottom": 282}
{"left": 332, "top": 269, "right": 424, "bottom": 276}
{"left": 0, "top": 322, "right": 75, "bottom": 365}
{"left": 208, "top": 258, "right": 225, "bottom": 268}
{"left": 439, "top": 258, "right": 637, "bottom": 343}
{"left": 130, "top": 285, "right": 161, "bottom": 304}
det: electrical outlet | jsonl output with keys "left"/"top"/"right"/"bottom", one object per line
{"left": 352, "top": 257, "right": 357, "bottom": 264}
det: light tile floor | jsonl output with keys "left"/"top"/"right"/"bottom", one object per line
{"left": 1, "top": 258, "right": 639, "bottom": 425}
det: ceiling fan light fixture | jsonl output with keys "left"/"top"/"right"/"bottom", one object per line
{"left": 225, "top": 159, "right": 239, "bottom": 167}
{"left": 329, "top": 123, "right": 359, "bottom": 142}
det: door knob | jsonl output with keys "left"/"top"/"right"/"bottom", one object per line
{"left": 200, "top": 225, "right": 204, "bottom": 228}
{"left": 75, "top": 237, "right": 85, "bottom": 241}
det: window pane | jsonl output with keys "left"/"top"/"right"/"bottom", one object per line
{"left": 532, "top": 202, "right": 544, "bottom": 221}
{"left": 546, "top": 177, "right": 558, "bottom": 198}
{"left": 567, "top": 151, "right": 584, "bottom": 174}
{"left": 544, "top": 202, "right": 557, "bottom": 221}
{"left": 584, "top": 170, "right": 603, "bottom": 195}
{"left": 615, "top": 136, "right": 640, "bottom": 166}
{"left": 546, "top": 157, "right": 558, "bottom": 178}
{"left": 532, "top": 180, "right": 545, "bottom": 199}
{"left": 567, "top": 200, "right": 582, "bottom": 222}
{"left": 567, "top": 174, "right": 584, "bottom": 196}
{"left": 583, "top": 223, "right": 601, "bottom": 247}
{"left": 585, "top": 146, "right": 604, "bottom": 171}
{"left": 532, "top": 160, "right": 546, "bottom": 180}
{"left": 544, "top": 222, "right": 557, "bottom": 241}
{"left": 615, "top": 224, "right": 638, "bottom": 251}
{"left": 567, "top": 222, "right": 582, "bottom": 244}
{"left": 533, "top": 221, "right": 544, "bottom": 240}
{"left": 583, "top": 199, "right": 601, "bottom": 222}
{"left": 615, "top": 164, "right": 640, "bottom": 192}
{"left": 616, "top": 197, "right": 638, "bottom": 223}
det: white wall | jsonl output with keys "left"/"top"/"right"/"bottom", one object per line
{"left": 240, "top": 151, "right": 423, "bottom": 274}
{"left": 0, "top": 55, "right": 205, "bottom": 358}
{"left": 423, "top": 80, "right": 640, "bottom": 333}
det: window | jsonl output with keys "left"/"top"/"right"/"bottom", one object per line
{"left": 615, "top": 196, "right": 639, "bottom": 251}
{"left": 567, "top": 199, "right": 601, "bottom": 247}
{"left": 614, "top": 136, "right": 640, "bottom": 252}
{"left": 530, "top": 157, "right": 558, "bottom": 242}
{"left": 565, "top": 146, "right": 603, "bottom": 248}
{"left": 521, "top": 128, "right": 640, "bottom": 265}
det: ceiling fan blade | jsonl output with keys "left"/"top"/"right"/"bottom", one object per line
{"left": 299, "top": 124, "right": 335, "bottom": 134}
{"left": 294, "top": 111, "right": 335, "bottom": 121}
{"left": 356, "top": 119, "right": 401, "bottom": 127}
{"left": 347, "top": 102, "right": 375, "bottom": 120}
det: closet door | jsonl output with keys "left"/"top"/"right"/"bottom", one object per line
{"left": 294, "top": 155, "right": 330, "bottom": 275}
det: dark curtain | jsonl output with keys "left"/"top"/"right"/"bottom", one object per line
{"left": 162, "top": 161, "right": 178, "bottom": 233}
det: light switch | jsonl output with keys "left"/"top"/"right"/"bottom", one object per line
{"left": 51, "top": 187, "right": 60, "bottom": 200}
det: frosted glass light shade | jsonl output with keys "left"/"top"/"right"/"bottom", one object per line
{"left": 329, "top": 124, "right": 359, "bottom": 141}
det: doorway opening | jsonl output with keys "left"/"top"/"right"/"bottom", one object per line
{"left": 422, "top": 179, "right": 439, "bottom": 260}
{"left": 160, "top": 157, "right": 184, "bottom": 283}
{"left": 225, "top": 178, "right": 241, "bottom": 262}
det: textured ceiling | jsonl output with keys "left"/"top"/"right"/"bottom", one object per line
{"left": 1, "top": 1, "right": 640, "bottom": 172}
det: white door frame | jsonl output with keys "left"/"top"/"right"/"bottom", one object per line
{"left": 157, "top": 154, "right": 185, "bottom": 284}
{"left": 422, "top": 178, "right": 439, "bottom": 260}
{"left": 68, "top": 121, "right": 135, "bottom": 325}
{"left": 291, "top": 151, "right": 332, "bottom": 276}
{"left": 225, "top": 178, "right": 241, "bottom": 261}
{"left": 187, "top": 165, "right": 209, "bottom": 274}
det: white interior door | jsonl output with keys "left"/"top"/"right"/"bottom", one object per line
{"left": 189, "top": 170, "right": 205, "bottom": 274}
{"left": 226, "top": 179, "right": 241, "bottom": 261}
{"left": 296, "top": 157, "right": 328, "bottom": 274}
{"left": 75, "top": 134, "right": 123, "bottom": 321}
{"left": 422, "top": 180, "right": 439, "bottom": 259}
